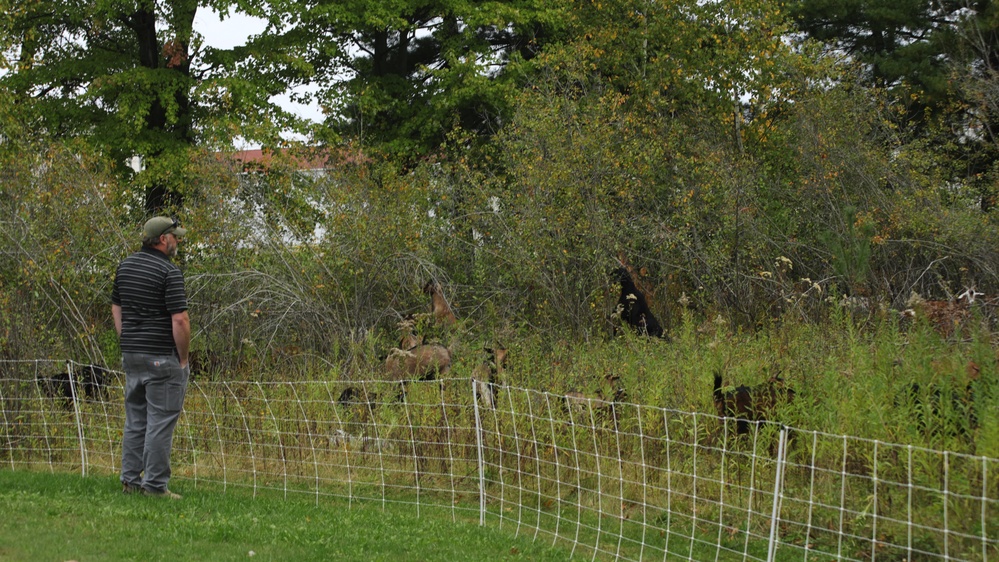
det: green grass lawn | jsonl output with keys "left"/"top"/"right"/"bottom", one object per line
{"left": 0, "top": 470, "right": 573, "bottom": 562}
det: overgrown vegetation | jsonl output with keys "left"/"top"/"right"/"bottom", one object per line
{"left": 2, "top": 61, "right": 998, "bottom": 438}
{"left": 1, "top": 0, "right": 997, "bottom": 454}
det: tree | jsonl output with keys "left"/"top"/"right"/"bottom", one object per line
{"left": 450, "top": 0, "right": 854, "bottom": 326}
{"left": 0, "top": 0, "right": 312, "bottom": 212}
{"left": 788, "top": 0, "right": 999, "bottom": 212}
{"left": 788, "top": 0, "right": 952, "bottom": 99}
{"left": 280, "top": 0, "right": 568, "bottom": 162}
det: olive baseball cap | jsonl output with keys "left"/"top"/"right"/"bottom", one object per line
{"left": 143, "top": 216, "right": 188, "bottom": 238}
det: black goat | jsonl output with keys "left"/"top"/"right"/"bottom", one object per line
{"left": 336, "top": 386, "right": 366, "bottom": 406}
{"left": 36, "top": 363, "right": 112, "bottom": 404}
{"left": 612, "top": 267, "right": 666, "bottom": 339}
{"left": 336, "top": 384, "right": 385, "bottom": 413}
{"left": 713, "top": 371, "right": 795, "bottom": 435}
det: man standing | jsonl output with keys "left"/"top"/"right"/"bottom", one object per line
{"left": 112, "top": 216, "right": 190, "bottom": 499}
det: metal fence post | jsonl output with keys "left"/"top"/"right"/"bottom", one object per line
{"left": 67, "top": 361, "right": 87, "bottom": 477}
{"left": 471, "top": 378, "right": 486, "bottom": 526}
{"left": 767, "top": 425, "right": 789, "bottom": 562}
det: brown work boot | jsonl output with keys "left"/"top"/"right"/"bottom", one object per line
{"left": 143, "top": 488, "right": 182, "bottom": 500}
{"left": 122, "top": 483, "right": 142, "bottom": 495}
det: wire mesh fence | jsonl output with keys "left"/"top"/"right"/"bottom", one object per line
{"left": 1, "top": 359, "right": 996, "bottom": 561}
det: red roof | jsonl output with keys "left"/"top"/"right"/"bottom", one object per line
{"left": 216, "top": 144, "right": 371, "bottom": 174}
{"left": 228, "top": 148, "right": 331, "bottom": 172}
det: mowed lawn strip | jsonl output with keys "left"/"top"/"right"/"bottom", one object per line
{"left": 0, "top": 470, "right": 572, "bottom": 562}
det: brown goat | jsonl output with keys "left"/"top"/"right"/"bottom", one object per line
{"left": 473, "top": 347, "right": 508, "bottom": 409}
{"left": 562, "top": 391, "right": 589, "bottom": 416}
{"left": 396, "top": 315, "right": 424, "bottom": 350}
{"left": 900, "top": 288, "right": 995, "bottom": 339}
{"left": 384, "top": 343, "right": 452, "bottom": 382}
{"left": 562, "top": 373, "right": 628, "bottom": 427}
{"left": 423, "top": 279, "right": 457, "bottom": 326}
{"left": 712, "top": 371, "right": 795, "bottom": 435}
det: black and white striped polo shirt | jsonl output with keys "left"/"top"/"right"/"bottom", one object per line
{"left": 112, "top": 246, "right": 188, "bottom": 355}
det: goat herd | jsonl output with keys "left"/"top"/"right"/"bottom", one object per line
{"left": 332, "top": 268, "right": 802, "bottom": 437}
{"left": 30, "top": 267, "right": 987, "bottom": 445}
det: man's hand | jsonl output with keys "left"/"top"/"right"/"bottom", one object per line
{"left": 172, "top": 311, "right": 190, "bottom": 367}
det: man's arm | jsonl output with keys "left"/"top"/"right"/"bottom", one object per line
{"left": 112, "top": 304, "right": 122, "bottom": 337}
{"left": 172, "top": 311, "right": 190, "bottom": 368}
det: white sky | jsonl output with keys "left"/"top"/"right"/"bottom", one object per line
{"left": 194, "top": 8, "right": 325, "bottom": 146}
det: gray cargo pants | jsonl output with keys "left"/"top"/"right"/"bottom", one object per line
{"left": 120, "top": 352, "right": 189, "bottom": 493}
